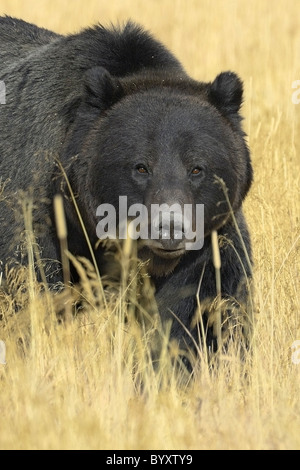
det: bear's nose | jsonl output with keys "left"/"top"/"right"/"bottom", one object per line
{"left": 156, "top": 213, "right": 185, "bottom": 240}
{"left": 152, "top": 211, "right": 190, "bottom": 247}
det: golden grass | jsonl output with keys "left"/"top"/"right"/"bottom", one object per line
{"left": 0, "top": 0, "right": 300, "bottom": 450}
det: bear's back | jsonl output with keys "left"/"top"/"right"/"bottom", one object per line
{"left": 0, "top": 16, "right": 60, "bottom": 66}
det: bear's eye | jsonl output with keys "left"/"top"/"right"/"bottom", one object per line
{"left": 191, "top": 167, "right": 203, "bottom": 176}
{"left": 136, "top": 164, "right": 149, "bottom": 175}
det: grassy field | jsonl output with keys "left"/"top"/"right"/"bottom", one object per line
{"left": 0, "top": 0, "right": 299, "bottom": 450}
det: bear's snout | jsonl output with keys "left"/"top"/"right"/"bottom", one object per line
{"left": 146, "top": 207, "right": 192, "bottom": 257}
{"left": 152, "top": 211, "right": 189, "bottom": 241}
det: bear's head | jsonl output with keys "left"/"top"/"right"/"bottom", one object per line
{"left": 63, "top": 67, "right": 252, "bottom": 277}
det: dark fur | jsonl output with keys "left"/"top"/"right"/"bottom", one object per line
{"left": 0, "top": 17, "right": 253, "bottom": 354}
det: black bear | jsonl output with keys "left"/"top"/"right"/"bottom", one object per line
{"left": 0, "top": 16, "right": 253, "bottom": 356}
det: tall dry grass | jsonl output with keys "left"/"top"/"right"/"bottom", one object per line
{"left": 0, "top": 0, "right": 299, "bottom": 450}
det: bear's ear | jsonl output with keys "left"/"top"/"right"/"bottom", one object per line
{"left": 83, "top": 66, "right": 125, "bottom": 111}
{"left": 208, "top": 71, "right": 243, "bottom": 115}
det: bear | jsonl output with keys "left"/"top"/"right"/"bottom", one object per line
{"left": 0, "top": 16, "right": 253, "bottom": 358}
{"left": 0, "top": 16, "right": 60, "bottom": 65}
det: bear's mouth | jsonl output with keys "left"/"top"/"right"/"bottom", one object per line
{"left": 141, "top": 238, "right": 186, "bottom": 259}
{"left": 150, "top": 246, "right": 186, "bottom": 259}
{"left": 137, "top": 243, "right": 185, "bottom": 277}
